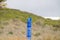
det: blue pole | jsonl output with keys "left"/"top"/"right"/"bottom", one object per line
{"left": 27, "top": 17, "right": 32, "bottom": 40}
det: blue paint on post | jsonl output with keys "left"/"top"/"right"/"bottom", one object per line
{"left": 27, "top": 18, "right": 32, "bottom": 28}
{"left": 27, "top": 17, "right": 32, "bottom": 40}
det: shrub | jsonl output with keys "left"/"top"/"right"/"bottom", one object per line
{"left": 0, "top": 26, "right": 4, "bottom": 29}
{"left": 8, "top": 32, "right": 13, "bottom": 35}
{"left": 53, "top": 24, "right": 60, "bottom": 28}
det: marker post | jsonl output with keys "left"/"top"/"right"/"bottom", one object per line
{"left": 27, "top": 17, "right": 32, "bottom": 40}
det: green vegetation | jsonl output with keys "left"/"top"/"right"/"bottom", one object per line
{"left": 0, "top": 0, "right": 6, "bottom": 8}
{"left": 8, "top": 31, "right": 13, "bottom": 35}
{"left": 44, "top": 19, "right": 60, "bottom": 27}
{"left": 0, "top": 8, "right": 44, "bottom": 23}
{"left": 0, "top": 8, "right": 60, "bottom": 27}
{"left": 0, "top": 0, "right": 6, "bottom": 2}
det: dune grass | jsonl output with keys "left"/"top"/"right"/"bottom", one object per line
{"left": 0, "top": 8, "right": 60, "bottom": 26}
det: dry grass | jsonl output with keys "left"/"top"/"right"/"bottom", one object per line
{"left": 38, "top": 33, "right": 60, "bottom": 40}
{"left": 0, "top": 36, "right": 27, "bottom": 40}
